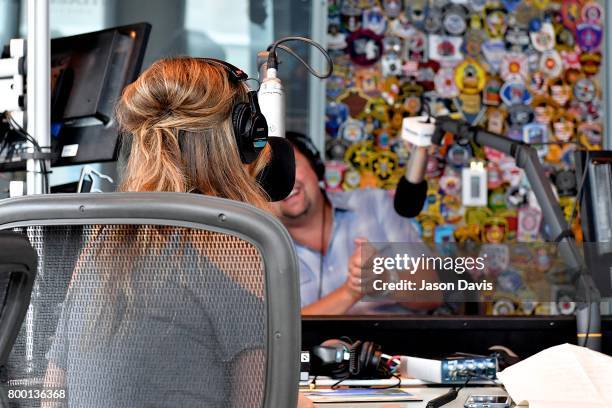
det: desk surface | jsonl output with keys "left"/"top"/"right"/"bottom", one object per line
{"left": 305, "top": 386, "right": 512, "bottom": 408}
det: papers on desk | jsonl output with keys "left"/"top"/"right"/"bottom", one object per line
{"left": 301, "top": 388, "right": 421, "bottom": 403}
{"left": 497, "top": 343, "right": 612, "bottom": 408}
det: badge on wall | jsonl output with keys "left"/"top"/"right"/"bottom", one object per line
{"left": 500, "top": 52, "right": 529, "bottom": 81}
{"left": 442, "top": 4, "right": 469, "bottom": 36}
{"left": 576, "top": 22, "right": 603, "bottom": 52}
{"left": 523, "top": 123, "right": 549, "bottom": 158}
{"left": 529, "top": 20, "right": 556, "bottom": 52}
{"left": 573, "top": 78, "right": 597, "bottom": 103}
{"left": 483, "top": 77, "right": 503, "bottom": 106}
{"left": 339, "top": 118, "right": 367, "bottom": 143}
{"left": 487, "top": 107, "right": 506, "bottom": 134}
{"left": 500, "top": 80, "right": 532, "bottom": 106}
{"left": 505, "top": 26, "right": 530, "bottom": 52}
{"left": 347, "top": 29, "right": 384, "bottom": 66}
{"left": 539, "top": 50, "right": 563, "bottom": 78}
{"left": 324, "top": 162, "right": 346, "bottom": 192}
{"left": 527, "top": 71, "right": 548, "bottom": 96}
{"left": 434, "top": 67, "right": 459, "bottom": 98}
{"left": 517, "top": 207, "right": 542, "bottom": 242}
{"left": 342, "top": 167, "right": 362, "bottom": 191}
{"left": 428, "top": 35, "right": 463, "bottom": 62}
{"left": 560, "top": 0, "right": 581, "bottom": 33}
{"left": 454, "top": 59, "right": 486, "bottom": 95}
{"left": 579, "top": 52, "right": 602, "bottom": 76}
{"left": 363, "top": 6, "right": 387, "bottom": 35}
{"left": 484, "top": 6, "right": 508, "bottom": 38}
{"left": 549, "top": 79, "right": 572, "bottom": 107}
{"left": 382, "top": 0, "right": 402, "bottom": 19}
{"left": 481, "top": 39, "right": 507, "bottom": 72}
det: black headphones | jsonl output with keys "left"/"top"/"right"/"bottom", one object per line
{"left": 199, "top": 58, "right": 268, "bottom": 164}
{"left": 285, "top": 131, "right": 325, "bottom": 181}
{"left": 311, "top": 339, "right": 390, "bottom": 380}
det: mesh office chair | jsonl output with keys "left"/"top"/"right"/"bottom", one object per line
{"left": 0, "top": 232, "right": 38, "bottom": 408}
{"left": 0, "top": 193, "right": 300, "bottom": 408}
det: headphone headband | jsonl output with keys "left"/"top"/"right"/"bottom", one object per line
{"left": 195, "top": 57, "right": 268, "bottom": 164}
{"left": 197, "top": 57, "right": 249, "bottom": 82}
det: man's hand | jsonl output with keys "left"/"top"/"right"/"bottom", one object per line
{"left": 301, "top": 237, "right": 378, "bottom": 315}
{"left": 344, "top": 237, "right": 377, "bottom": 299}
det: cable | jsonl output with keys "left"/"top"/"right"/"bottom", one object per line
{"left": 266, "top": 36, "right": 333, "bottom": 79}
{"left": 3, "top": 112, "right": 50, "bottom": 193}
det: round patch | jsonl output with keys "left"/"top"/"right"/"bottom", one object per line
{"left": 342, "top": 167, "right": 362, "bottom": 191}
{"left": 339, "top": 118, "right": 366, "bottom": 142}
{"left": 574, "top": 78, "right": 596, "bottom": 103}
{"left": 500, "top": 80, "right": 532, "bottom": 106}
{"left": 529, "top": 21, "right": 556, "bottom": 52}
{"left": 443, "top": 6, "right": 468, "bottom": 36}
{"left": 454, "top": 59, "right": 486, "bottom": 95}
{"left": 347, "top": 29, "right": 384, "bottom": 66}
{"left": 582, "top": 2, "right": 604, "bottom": 24}
{"left": 447, "top": 144, "right": 472, "bottom": 168}
{"left": 539, "top": 50, "right": 563, "bottom": 78}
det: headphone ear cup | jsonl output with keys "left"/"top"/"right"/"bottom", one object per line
{"left": 314, "top": 157, "right": 326, "bottom": 182}
{"left": 232, "top": 102, "right": 252, "bottom": 163}
{"left": 360, "top": 341, "right": 374, "bottom": 372}
{"left": 318, "top": 339, "right": 352, "bottom": 379}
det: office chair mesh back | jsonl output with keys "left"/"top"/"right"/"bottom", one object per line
{"left": 5, "top": 224, "right": 267, "bottom": 407}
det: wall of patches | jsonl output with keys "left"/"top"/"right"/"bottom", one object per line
{"left": 323, "top": 0, "right": 606, "bottom": 315}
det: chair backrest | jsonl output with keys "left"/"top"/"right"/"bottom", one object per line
{"left": 0, "top": 193, "right": 300, "bottom": 408}
{"left": 0, "top": 232, "right": 38, "bottom": 366}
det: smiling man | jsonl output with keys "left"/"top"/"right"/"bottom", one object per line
{"left": 271, "top": 131, "right": 440, "bottom": 315}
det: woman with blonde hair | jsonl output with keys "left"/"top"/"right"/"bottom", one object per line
{"left": 43, "top": 57, "right": 311, "bottom": 408}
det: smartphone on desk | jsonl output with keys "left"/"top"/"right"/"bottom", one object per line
{"left": 464, "top": 395, "right": 510, "bottom": 408}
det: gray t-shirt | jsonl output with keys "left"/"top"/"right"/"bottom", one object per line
{"left": 46, "top": 236, "right": 265, "bottom": 407}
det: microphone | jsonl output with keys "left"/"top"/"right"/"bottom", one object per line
{"left": 257, "top": 51, "right": 285, "bottom": 138}
{"left": 256, "top": 136, "right": 295, "bottom": 201}
{"left": 394, "top": 116, "right": 434, "bottom": 217}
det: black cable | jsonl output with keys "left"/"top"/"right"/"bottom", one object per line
{"left": 266, "top": 36, "right": 333, "bottom": 79}
{"left": 4, "top": 112, "right": 50, "bottom": 193}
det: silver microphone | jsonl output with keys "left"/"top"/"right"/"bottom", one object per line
{"left": 257, "top": 51, "right": 285, "bottom": 138}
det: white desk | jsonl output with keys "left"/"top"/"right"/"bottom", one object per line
{"left": 304, "top": 386, "right": 512, "bottom": 408}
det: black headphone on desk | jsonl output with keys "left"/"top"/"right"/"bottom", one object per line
{"left": 199, "top": 58, "right": 268, "bottom": 164}
{"left": 311, "top": 339, "right": 391, "bottom": 380}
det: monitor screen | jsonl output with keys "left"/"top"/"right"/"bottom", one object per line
{"left": 0, "top": 23, "right": 150, "bottom": 171}
{"left": 50, "top": 23, "right": 150, "bottom": 167}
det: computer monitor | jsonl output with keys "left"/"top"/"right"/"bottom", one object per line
{"left": 0, "top": 23, "right": 150, "bottom": 171}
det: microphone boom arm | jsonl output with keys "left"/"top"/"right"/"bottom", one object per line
{"left": 433, "top": 116, "right": 601, "bottom": 351}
